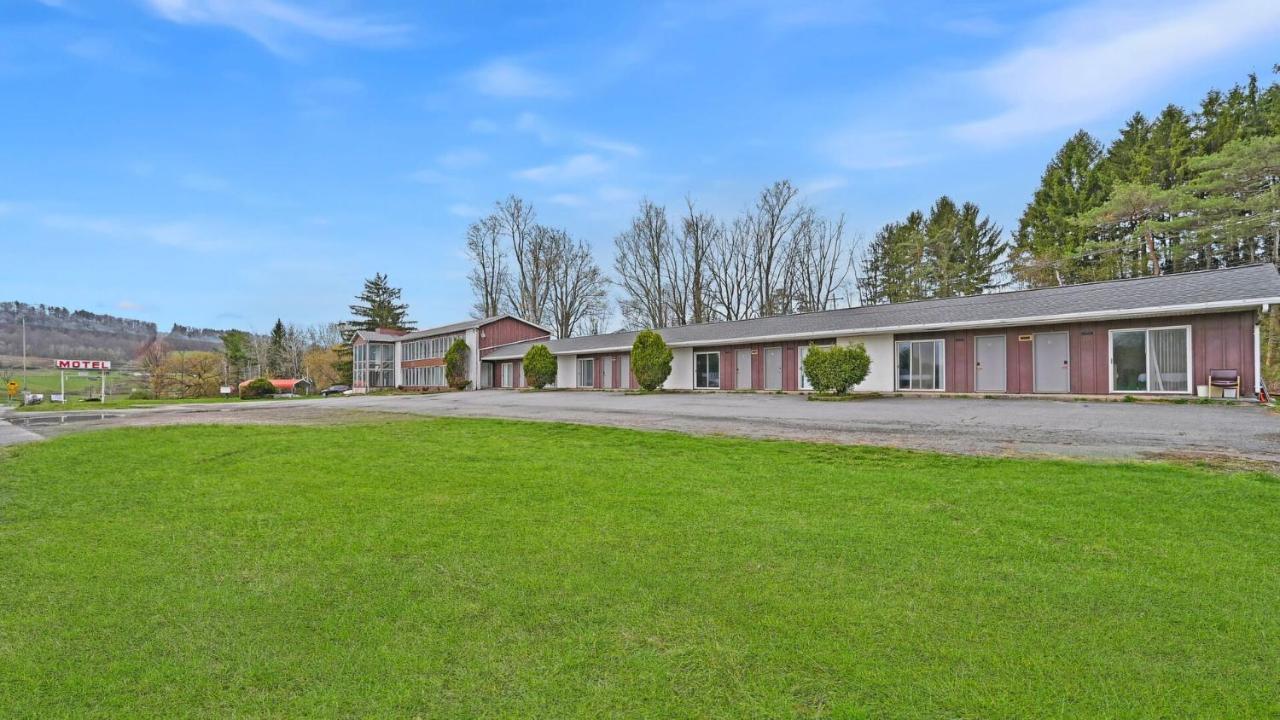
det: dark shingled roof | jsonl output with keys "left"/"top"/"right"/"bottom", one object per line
{"left": 484, "top": 263, "right": 1280, "bottom": 359}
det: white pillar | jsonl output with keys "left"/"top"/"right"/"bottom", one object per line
{"left": 1255, "top": 308, "right": 1265, "bottom": 401}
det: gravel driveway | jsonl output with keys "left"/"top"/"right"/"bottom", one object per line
{"left": 6, "top": 391, "right": 1278, "bottom": 467}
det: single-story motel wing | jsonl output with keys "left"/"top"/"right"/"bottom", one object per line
{"left": 352, "top": 263, "right": 1280, "bottom": 400}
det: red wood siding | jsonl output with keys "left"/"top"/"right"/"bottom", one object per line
{"left": 401, "top": 358, "right": 444, "bottom": 369}
{"left": 690, "top": 339, "right": 837, "bottom": 391}
{"left": 574, "top": 352, "right": 634, "bottom": 389}
{"left": 896, "top": 310, "right": 1258, "bottom": 396}
{"left": 479, "top": 317, "right": 551, "bottom": 356}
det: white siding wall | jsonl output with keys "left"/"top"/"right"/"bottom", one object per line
{"left": 663, "top": 347, "right": 694, "bottom": 390}
{"left": 393, "top": 340, "right": 404, "bottom": 387}
{"left": 837, "top": 333, "right": 894, "bottom": 392}
{"left": 466, "top": 328, "right": 481, "bottom": 390}
{"left": 557, "top": 355, "right": 577, "bottom": 388}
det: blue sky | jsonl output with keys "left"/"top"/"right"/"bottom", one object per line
{"left": 3, "top": 0, "right": 1279, "bottom": 333}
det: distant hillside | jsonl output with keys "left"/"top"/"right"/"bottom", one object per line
{"left": 0, "top": 302, "right": 227, "bottom": 363}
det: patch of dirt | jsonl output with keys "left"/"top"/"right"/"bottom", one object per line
{"left": 1141, "top": 450, "right": 1280, "bottom": 476}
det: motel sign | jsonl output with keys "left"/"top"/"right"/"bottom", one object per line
{"left": 55, "top": 359, "right": 112, "bottom": 371}
{"left": 53, "top": 359, "right": 112, "bottom": 403}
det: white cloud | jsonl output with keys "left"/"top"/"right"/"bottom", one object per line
{"left": 467, "top": 59, "right": 564, "bottom": 98}
{"left": 179, "top": 172, "right": 229, "bottom": 192}
{"left": 953, "top": 0, "right": 1280, "bottom": 144}
{"left": 436, "top": 148, "right": 487, "bottom": 169}
{"left": 583, "top": 137, "right": 641, "bottom": 157}
{"left": 824, "top": 129, "right": 930, "bottom": 170}
{"left": 448, "top": 203, "right": 483, "bottom": 218}
{"left": 514, "top": 154, "right": 609, "bottom": 183}
{"left": 468, "top": 117, "right": 499, "bottom": 133}
{"left": 39, "top": 212, "right": 231, "bottom": 252}
{"left": 801, "top": 175, "right": 847, "bottom": 194}
{"left": 596, "top": 186, "right": 637, "bottom": 206}
{"left": 117, "top": 299, "right": 143, "bottom": 311}
{"left": 940, "top": 15, "right": 1006, "bottom": 38}
{"left": 514, "top": 112, "right": 555, "bottom": 144}
{"left": 407, "top": 168, "right": 451, "bottom": 184}
{"left": 292, "top": 76, "right": 365, "bottom": 115}
{"left": 140, "top": 0, "right": 411, "bottom": 56}
{"left": 549, "top": 193, "right": 587, "bottom": 207}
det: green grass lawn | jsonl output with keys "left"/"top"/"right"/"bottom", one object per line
{"left": 2, "top": 368, "right": 143, "bottom": 398}
{"left": 1, "top": 420, "right": 1277, "bottom": 718}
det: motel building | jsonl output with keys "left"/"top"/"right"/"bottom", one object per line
{"left": 353, "top": 263, "right": 1280, "bottom": 400}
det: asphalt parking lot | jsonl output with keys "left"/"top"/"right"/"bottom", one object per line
{"left": 5, "top": 390, "right": 1279, "bottom": 466}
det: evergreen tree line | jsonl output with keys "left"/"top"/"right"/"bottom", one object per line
{"left": 856, "top": 197, "right": 1005, "bottom": 305}
{"left": 1012, "top": 67, "right": 1280, "bottom": 286}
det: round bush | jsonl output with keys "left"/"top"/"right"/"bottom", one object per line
{"left": 802, "top": 343, "right": 871, "bottom": 395}
{"left": 522, "top": 344, "right": 557, "bottom": 389}
{"left": 240, "top": 378, "right": 277, "bottom": 399}
{"left": 631, "top": 330, "right": 673, "bottom": 391}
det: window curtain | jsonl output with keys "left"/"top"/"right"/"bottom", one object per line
{"left": 1148, "top": 328, "right": 1188, "bottom": 392}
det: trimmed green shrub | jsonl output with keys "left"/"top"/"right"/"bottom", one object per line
{"left": 445, "top": 338, "right": 471, "bottom": 390}
{"left": 631, "top": 330, "right": 673, "bottom": 391}
{"left": 802, "top": 343, "right": 871, "bottom": 395}
{"left": 522, "top": 344, "right": 557, "bottom": 389}
{"left": 240, "top": 378, "right": 276, "bottom": 399}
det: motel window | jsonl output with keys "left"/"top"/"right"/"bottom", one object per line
{"left": 578, "top": 358, "right": 595, "bottom": 388}
{"left": 896, "top": 340, "right": 944, "bottom": 391}
{"left": 403, "top": 335, "right": 462, "bottom": 362}
{"left": 1110, "top": 326, "right": 1190, "bottom": 393}
{"left": 694, "top": 351, "right": 720, "bottom": 389}
{"left": 402, "top": 366, "right": 446, "bottom": 387}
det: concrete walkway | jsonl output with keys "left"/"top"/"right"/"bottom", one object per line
{"left": 0, "top": 407, "right": 43, "bottom": 447}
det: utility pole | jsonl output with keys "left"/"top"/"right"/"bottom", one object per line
{"left": 21, "top": 316, "right": 27, "bottom": 394}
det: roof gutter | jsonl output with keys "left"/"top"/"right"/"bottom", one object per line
{"left": 481, "top": 297, "right": 1280, "bottom": 359}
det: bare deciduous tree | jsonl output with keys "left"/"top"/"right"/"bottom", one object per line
{"left": 614, "top": 198, "right": 672, "bottom": 329}
{"left": 706, "top": 215, "right": 757, "bottom": 321}
{"left": 497, "top": 196, "right": 554, "bottom": 324}
{"left": 666, "top": 198, "right": 717, "bottom": 326}
{"left": 465, "top": 214, "right": 508, "bottom": 318}
{"left": 545, "top": 229, "right": 608, "bottom": 338}
{"left": 750, "top": 180, "right": 801, "bottom": 317}
{"left": 788, "top": 209, "right": 850, "bottom": 312}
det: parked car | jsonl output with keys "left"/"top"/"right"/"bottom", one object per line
{"left": 321, "top": 385, "right": 350, "bottom": 397}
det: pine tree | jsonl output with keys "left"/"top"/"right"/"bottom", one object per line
{"left": 220, "top": 330, "right": 251, "bottom": 384}
{"left": 1010, "top": 131, "right": 1108, "bottom": 286}
{"left": 1076, "top": 183, "right": 1176, "bottom": 277}
{"left": 1148, "top": 105, "right": 1195, "bottom": 190}
{"left": 1169, "top": 135, "right": 1280, "bottom": 266}
{"left": 859, "top": 199, "right": 1004, "bottom": 303}
{"left": 1099, "top": 113, "right": 1152, "bottom": 185}
{"left": 267, "top": 319, "right": 288, "bottom": 378}
{"left": 949, "top": 201, "right": 1006, "bottom": 296}
{"left": 348, "top": 273, "right": 413, "bottom": 333}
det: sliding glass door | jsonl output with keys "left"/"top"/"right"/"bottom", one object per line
{"left": 896, "top": 339, "right": 944, "bottom": 390}
{"left": 1110, "top": 326, "right": 1190, "bottom": 394}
